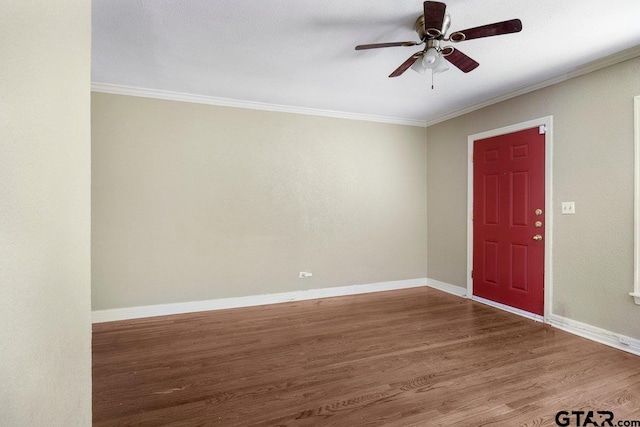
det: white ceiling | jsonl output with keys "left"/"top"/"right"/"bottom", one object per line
{"left": 92, "top": 0, "right": 640, "bottom": 125}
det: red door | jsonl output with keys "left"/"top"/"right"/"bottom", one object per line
{"left": 473, "top": 127, "right": 545, "bottom": 315}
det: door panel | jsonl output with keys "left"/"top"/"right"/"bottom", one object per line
{"left": 484, "top": 174, "right": 499, "bottom": 224}
{"left": 510, "top": 171, "right": 528, "bottom": 226}
{"left": 484, "top": 241, "right": 500, "bottom": 286}
{"left": 473, "top": 127, "right": 545, "bottom": 315}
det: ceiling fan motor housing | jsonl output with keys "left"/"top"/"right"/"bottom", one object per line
{"left": 414, "top": 13, "right": 451, "bottom": 40}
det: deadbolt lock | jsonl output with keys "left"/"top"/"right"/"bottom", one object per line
{"left": 535, "top": 209, "right": 543, "bottom": 216}
{"left": 535, "top": 221, "right": 542, "bottom": 227}
{"left": 533, "top": 234, "right": 543, "bottom": 241}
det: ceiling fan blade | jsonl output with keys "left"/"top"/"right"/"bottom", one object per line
{"left": 423, "top": 1, "right": 447, "bottom": 34}
{"left": 355, "top": 41, "right": 420, "bottom": 50}
{"left": 451, "top": 19, "right": 522, "bottom": 41}
{"left": 389, "top": 52, "right": 422, "bottom": 78}
{"left": 444, "top": 48, "right": 479, "bottom": 73}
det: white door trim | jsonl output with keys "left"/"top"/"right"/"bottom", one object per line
{"left": 466, "top": 116, "right": 554, "bottom": 321}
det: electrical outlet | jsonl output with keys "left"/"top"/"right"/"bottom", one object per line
{"left": 299, "top": 272, "right": 313, "bottom": 279}
{"left": 619, "top": 335, "right": 631, "bottom": 346}
{"left": 561, "top": 201, "right": 575, "bottom": 214}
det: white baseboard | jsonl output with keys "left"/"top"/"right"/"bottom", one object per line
{"left": 547, "top": 314, "right": 640, "bottom": 357}
{"left": 91, "top": 278, "right": 428, "bottom": 323}
{"left": 425, "top": 278, "right": 640, "bottom": 357}
{"left": 472, "top": 295, "right": 544, "bottom": 323}
{"left": 425, "top": 278, "right": 467, "bottom": 297}
{"left": 92, "top": 278, "right": 640, "bottom": 357}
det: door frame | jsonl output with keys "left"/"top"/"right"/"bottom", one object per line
{"left": 466, "top": 116, "right": 554, "bottom": 322}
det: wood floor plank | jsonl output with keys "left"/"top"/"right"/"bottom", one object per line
{"left": 93, "top": 287, "right": 640, "bottom": 426}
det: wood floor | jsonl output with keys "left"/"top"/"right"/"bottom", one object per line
{"left": 93, "top": 288, "right": 640, "bottom": 426}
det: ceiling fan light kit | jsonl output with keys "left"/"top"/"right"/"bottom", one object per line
{"left": 410, "top": 48, "right": 449, "bottom": 74}
{"left": 354, "top": 1, "right": 523, "bottom": 84}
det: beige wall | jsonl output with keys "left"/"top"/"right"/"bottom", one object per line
{"left": 0, "top": 1, "right": 92, "bottom": 425}
{"left": 92, "top": 94, "right": 427, "bottom": 310}
{"left": 427, "top": 56, "right": 640, "bottom": 339}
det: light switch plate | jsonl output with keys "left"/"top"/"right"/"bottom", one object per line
{"left": 561, "top": 201, "right": 575, "bottom": 214}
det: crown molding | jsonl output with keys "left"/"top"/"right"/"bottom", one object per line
{"left": 90, "top": 83, "right": 428, "bottom": 128}
{"left": 424, "top": 45, "right": 640, "bottom": 127}
{"left": 92, "top": 45, "right": 640, "bottom": 129}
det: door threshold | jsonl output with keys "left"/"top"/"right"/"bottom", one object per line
{"left": 471, "top": 295, "right": 544, "bottom": 323}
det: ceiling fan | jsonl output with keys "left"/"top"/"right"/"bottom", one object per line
{"left": 355, "top": 1, "right": 522, "bottom": 78}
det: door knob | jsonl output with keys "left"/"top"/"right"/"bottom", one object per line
{"left": 533, "top": 234, "right": 543, "bottom": 241}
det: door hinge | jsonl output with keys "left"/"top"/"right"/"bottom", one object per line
{"left": 539, "top": 125, "right": 547, "bottom": 134}
{"left": 471, "top": 270, "right": 474, "bottom": 278}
